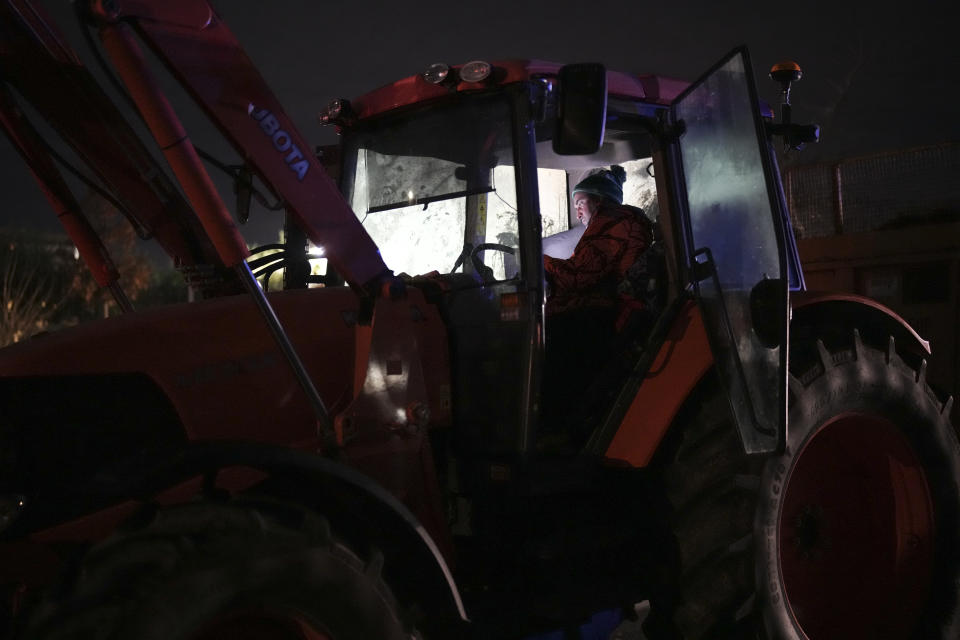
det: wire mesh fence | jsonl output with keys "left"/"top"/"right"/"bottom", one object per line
{"left": 784, "top": 143, "right": 960, "bottom": 239}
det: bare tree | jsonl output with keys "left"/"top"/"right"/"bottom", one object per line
{"left": 0, "top": 238, "right": 71, "bottom": 346}
{"left": 0, "top": 188, "right": 178, "bottom": 347}
{"left": 66, "top": 194, "right": 154, "bottom": 318}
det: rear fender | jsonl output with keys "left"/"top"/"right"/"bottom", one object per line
{"left": 791, "top": 292, "right": 931, "bottom": 357}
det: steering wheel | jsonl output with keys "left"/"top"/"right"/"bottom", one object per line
{"left": 470, "top": 243, "right": 516, "bottom": 282}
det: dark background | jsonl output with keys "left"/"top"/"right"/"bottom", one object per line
{"left": 1, "top": 0, "right": 957, "bottom": 250}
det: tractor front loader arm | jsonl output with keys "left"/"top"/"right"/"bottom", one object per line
{"left": 86, "top": 0, "right": 394, "bottom": 294}
{"left": 1, "top": 0, "right": 401, "bottom": 446}
{"left": 74, "top": 0, "right": 403, "bottom": 445}
{"left": 0, "top": 84, "right": 132, "bottom": 311}
{"left": 0, "top": 0, "right": 235, "bottom": 296}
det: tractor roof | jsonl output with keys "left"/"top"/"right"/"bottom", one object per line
{"left": 348, "top": 59, "right": 691, "bottom": 121}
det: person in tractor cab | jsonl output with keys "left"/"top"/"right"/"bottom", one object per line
{"left": 541, "top": 166, "right": 657, "bottom": 436}
{"left": 544, "top": 166, "right": 656, "bottom": 332}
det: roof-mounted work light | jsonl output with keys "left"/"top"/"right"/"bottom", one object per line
{"left": 459, "top": 60, "right": 492, "bottom": 83}
{"left": 423, "top": 63, "right": 450, "bottom": 84}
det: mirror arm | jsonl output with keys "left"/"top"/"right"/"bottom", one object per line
{"left": 766, "top": 122, "right": 821, "bottom": 151}
{"left": 658, "top": 117, "right": 687, "bottom": 143}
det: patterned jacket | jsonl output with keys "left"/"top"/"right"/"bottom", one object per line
{"left": 543, "top": 203, "right": 654, "bottom": 317}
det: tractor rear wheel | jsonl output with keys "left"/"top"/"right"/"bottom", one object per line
{"left": 650, "top": 330, "right": 960, "bottom": 639}
{"left": 18, "top": 499, "right": 413, "bottom": 640}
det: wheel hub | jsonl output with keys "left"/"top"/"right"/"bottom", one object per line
{"left": 778, "top": 413, "right": 934, "bottom": 640}
{"left": 790, "top": 503, "right": 825, "bottom": 560}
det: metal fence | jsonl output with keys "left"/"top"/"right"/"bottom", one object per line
{"left": 783, "top": 143, "right": 960, "bottom": 239}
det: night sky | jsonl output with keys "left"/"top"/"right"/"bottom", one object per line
{"left": 1, "top": 0, "right": 956, "bottom": 254}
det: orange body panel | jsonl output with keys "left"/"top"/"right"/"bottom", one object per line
{"left": 0, "top": 288, "right": 353, "bottom": 445}
{"left": 604, "top": 301, "right": 714, "bottom": 467}
{"left": 0, "top": 285, "right": 451, "bottom": 455}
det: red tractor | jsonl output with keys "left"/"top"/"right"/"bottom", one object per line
{"left": 1, "top": 1, "right": 958, "bottom": 638}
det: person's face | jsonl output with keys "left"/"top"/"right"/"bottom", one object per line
{"left": 573, "top": 193, "right": 600, "bottom": 226}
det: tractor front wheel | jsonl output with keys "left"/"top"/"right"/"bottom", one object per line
{"left": 18, "top": 499, "right": 414, "bottom": 640}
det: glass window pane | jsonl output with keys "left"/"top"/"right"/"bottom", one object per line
{"left": 675, "top": 56, "right": 781, "bottom": 288}
{"left": 342, "top": 97, "right": 517, "bottom": 282}
{"left": 674, "top": 50, "right": 786, "bottom": 452}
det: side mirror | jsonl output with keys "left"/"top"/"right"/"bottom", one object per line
{"left": 553, "top": 63, "right": 607, "bottom": 155}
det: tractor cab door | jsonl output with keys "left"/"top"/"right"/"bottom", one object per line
{"left": 669, "top": 47, "right": 789, "bottom": 453}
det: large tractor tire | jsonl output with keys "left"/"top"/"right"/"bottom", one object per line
{"left": 651, "top": 330, "right": 960, "bottom": 639}
{"left": 18, "top": 499, "right": 414, "bottom": 640}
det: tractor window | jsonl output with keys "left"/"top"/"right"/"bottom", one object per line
{"left": 342, "top": 97, "right": 520, "bottom": 282}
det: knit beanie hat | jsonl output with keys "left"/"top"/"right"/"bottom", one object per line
{"left": 572, "top": 165, "right": 626, "bottom": 204}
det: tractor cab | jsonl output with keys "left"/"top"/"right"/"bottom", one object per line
{"left": 331, "top": 48, "right": 797, "bottom": 458}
